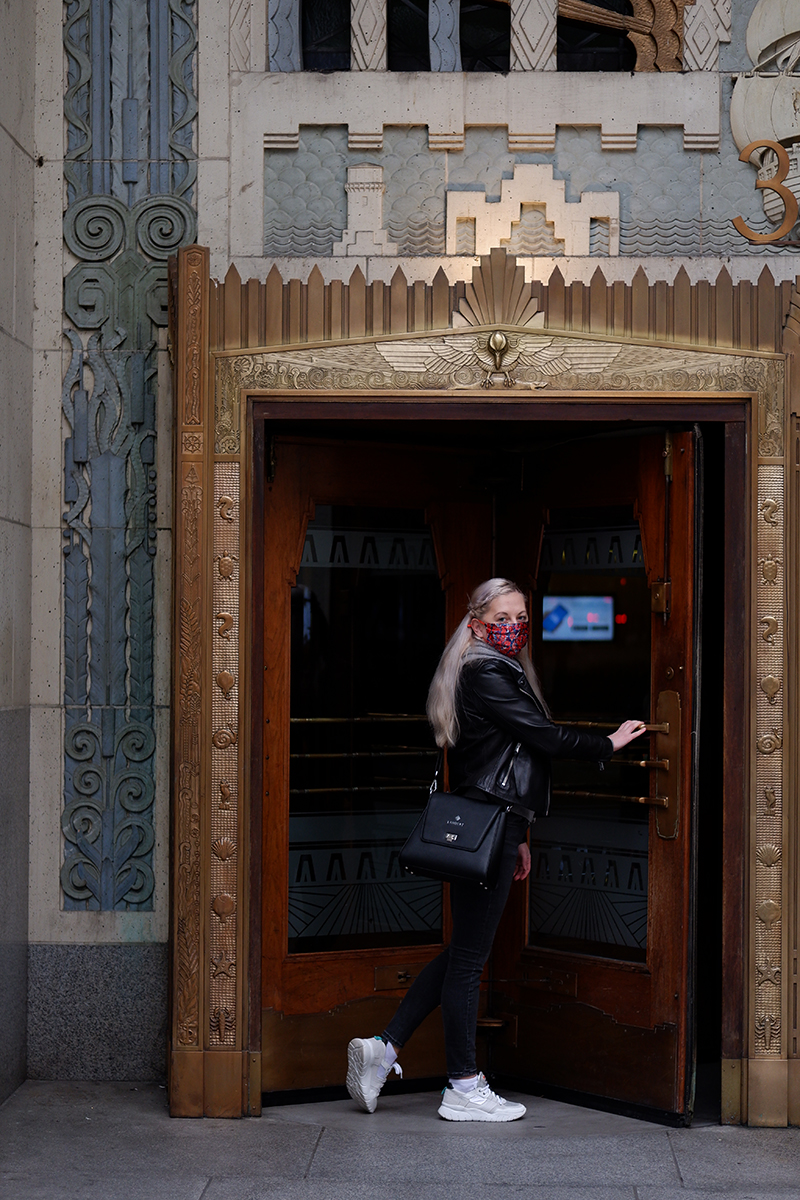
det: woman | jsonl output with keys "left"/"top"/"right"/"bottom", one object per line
{"left": 346, "top": 578, "right": 646, "bottom": 1122}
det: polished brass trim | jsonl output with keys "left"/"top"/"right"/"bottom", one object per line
{"left": 552, "top": 789, "right": 667, "bottom": 807}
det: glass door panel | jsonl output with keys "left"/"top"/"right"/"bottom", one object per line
{"left": 529, "top": 509, "right": 652, "bottom": 962}
{"left": 288, "top": 506, "right": 444, "bottom": 954}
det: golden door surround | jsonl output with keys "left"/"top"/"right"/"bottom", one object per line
{"left": 169, "top": 245, "right": 800, "bottom": 1122}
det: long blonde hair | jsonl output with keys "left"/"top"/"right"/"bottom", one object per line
{"left": 426, "top": 578, "right": 548, "bottom": 748}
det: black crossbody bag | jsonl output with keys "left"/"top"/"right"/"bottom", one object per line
{"left": 399, "top": 746, "right": 519, "bottom": 890}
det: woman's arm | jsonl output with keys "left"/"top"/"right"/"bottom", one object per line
{"left": 471, "top": 660, "right": 620, "bottom": 761}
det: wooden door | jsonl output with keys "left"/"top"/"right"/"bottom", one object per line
{"left": 490, "top": 429, "right": 698, "bottom": 1119}
{"left": 260, "top": 435, "right": 490, "bottom": 1093}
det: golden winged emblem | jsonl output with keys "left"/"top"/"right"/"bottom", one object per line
{"left": 376, "top": 331, "right": 622, "bottom": 387}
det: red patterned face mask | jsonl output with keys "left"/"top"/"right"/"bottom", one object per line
{"left": 481, "top": 621, "right": 529, "bottom": 657}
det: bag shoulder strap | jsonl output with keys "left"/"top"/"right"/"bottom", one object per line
{"left": 430, "top": 748, "right": 445, "bottom": 794}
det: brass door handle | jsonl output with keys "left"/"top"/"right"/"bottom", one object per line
{"left": 553, "top": 789, "right": 668, "bottom": 808}
{"left": 554, "top": 718, "right": 668, "bottom": 733}
{"left": 654, "top": 690, "right": 681, "bottom": 839}
{"left": 611, "top": 758, "right": 669, "bottom": 769}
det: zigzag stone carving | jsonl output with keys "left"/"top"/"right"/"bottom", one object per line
{"left": 230, "top": 0, "right": 251, "bottom": 70}
{"left": 511, "top": 0, "right": 557, "bottom": 70}
{"left": 445, "top": 165, "right": 620, "bottom": 257}
{"left": 352, "top": 0, "right": 387, "bottom": 70}
{"left": 683, "top": 0, "right": 731, "bottom": 71}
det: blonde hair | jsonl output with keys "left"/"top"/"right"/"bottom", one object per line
{"left": 426, "top": 578, "right": 548, "bottom": 748}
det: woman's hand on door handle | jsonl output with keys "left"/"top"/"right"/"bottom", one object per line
{"left": 608, "top": 720, "right": 648, "bottom": 752}
{"left": 513, "top": 841, "right": 531, "bottom": 882}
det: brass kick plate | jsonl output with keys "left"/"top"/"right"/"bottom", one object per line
{"left": 654, "top": 690, "right": 681, "bottom": 839}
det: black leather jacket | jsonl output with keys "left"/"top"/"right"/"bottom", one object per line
{"left": 447, "top": 654, "right": 613, "bottom": 818}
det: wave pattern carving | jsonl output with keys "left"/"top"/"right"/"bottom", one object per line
{"left": 501, "top": 206, "right": 564, "bottom": 256}
{"left": 620, "top": 215, "right": 782, "bottom": 256}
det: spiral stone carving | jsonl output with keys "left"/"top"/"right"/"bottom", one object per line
{"left": 134, "top": 197, "right": 197, "bottom": 261}
{"left": 64, "top": 195, "right": 196, "bottom": 268}
{"left": 64, "top": 721, "right": 102, "bottom": 762}
{"left": 114, "top": 770, "right": 156, "bottom": 814}
{"left": 64, "top": 197, "right": 129, "bottom": 261}
{"left": 116, "top": 721, "right": 156, "bottom": 763}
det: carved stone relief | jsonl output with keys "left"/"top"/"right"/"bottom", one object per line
{"left": 254, "top": 72, "right": 721, "bottom": 162}
{"left": 332, "top": 165, "right": 398, "bottom": 256}
{"left": 237, "top": 0, "right": 268, "bottom": 72}
{"left": 61, "top": 0, "right": 197, "bottom": 910}
{"left": 64, "top": 0, "right": 196, "bottom": 204}
{"left": 730, "top": 2, "right": 800, "bottom": 240}
{"left": 511, "top": 0, "right": 557, "bottom": 70}
{"left": 351, "top": 0, "right": 387, "bottom": 70}
{"left": 682, "top": 0, "right": 731, "bottom": 71}
{"left": 445, "top": 165, "right": 620, "bottom": 257}
{"left": 257, "top": 120, "right": 765, "bottom": 262}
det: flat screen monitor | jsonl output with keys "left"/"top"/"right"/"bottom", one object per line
{"left": 542, "top": 595, "right": 614, "bottom": 641}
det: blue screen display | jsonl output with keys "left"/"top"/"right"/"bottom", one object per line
{"left": 542, "top": 595, "right": 614, "bottom": 641}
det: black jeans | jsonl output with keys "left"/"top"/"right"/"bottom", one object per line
{"left": 383, "top": 813, "right": 528, "bottom": 1079}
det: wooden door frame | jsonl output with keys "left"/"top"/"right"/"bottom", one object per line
{"left": 169, "top": 245, "right": 798, "bottom": 1122}
{"left": 249, "top": 397, "right": 748, "bottom": 1113}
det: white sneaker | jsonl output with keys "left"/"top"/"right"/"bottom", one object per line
{"left": 346, "top": 1037, "right": 402, "bottom": 1113}
{"left": 438, "top": 1074, "right": 526, "bottom": 1122}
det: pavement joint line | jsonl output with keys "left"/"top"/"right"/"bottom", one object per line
{"left": 666, "top": 1129, "right": 686, "bottom": 1187}
{"left": 196, "top": 1180, "right": 214, "bottom": 1200}
{"left": 304, "top": 1125, "right": 325, "bottom": 1179}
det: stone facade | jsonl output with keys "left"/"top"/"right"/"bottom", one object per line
{"left": 0, "top": 0, "right": 36, "bottom": 1107}
{"left": 4, "top": 0, "right": 800, "bottom": 1121}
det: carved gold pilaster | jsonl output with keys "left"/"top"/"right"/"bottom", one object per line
{"left": 754, "top": 465, "right": 786, "bottom": 1059}
{"left": 175, "top": 462, "right": 203, "bottom": 1049}
{"left": 172, "top": 247, "right": 209, "bottom": 1062}
{"left": 209, "top": 463, "right": 242, "bottom": 1048}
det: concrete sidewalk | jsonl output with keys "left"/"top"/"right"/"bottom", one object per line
{"left": 1, "top": 1079, "right": 799, "bottom": 1200}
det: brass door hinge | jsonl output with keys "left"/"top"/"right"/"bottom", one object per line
{"left": 651, "top": 581, "right": 671, "bottom": 613}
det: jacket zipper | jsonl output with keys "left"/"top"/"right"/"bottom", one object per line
{"left": 499, "top": 742, "right": 521, "bottom": 789}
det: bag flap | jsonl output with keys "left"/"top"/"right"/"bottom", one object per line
{"left": 420, "top": 792, "right": 501, "bottom": 852}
